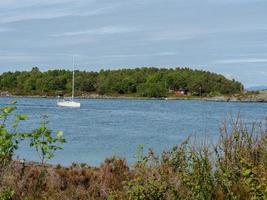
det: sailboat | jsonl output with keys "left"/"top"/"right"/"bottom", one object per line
{"left": 57, "top": 57, "right": 81, "bottom": 108}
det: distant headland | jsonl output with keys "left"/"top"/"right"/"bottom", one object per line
{"left": 1, "top": 66, "right": 266, "bottom": 102}
{"left": 0, "top": 67, "right": 243, "bottom": 98}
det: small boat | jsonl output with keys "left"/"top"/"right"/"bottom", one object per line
{"left": 57, "top": 56, "right": 81, "bottom": 108}
{"left": 57, "top": 98, "right": 81, "bottom": 108}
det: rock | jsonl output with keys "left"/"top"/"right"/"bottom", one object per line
{"left": 0, "top": 91, "right": 11, "bottom": 97}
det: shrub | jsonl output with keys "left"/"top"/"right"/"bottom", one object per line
{"left": 0, "top": 101, "right": 28, "bottom": 163}
{"left": 28, "top": 115, "right": 66, "bottom": 164}
{"left": 0, "top": 187, "right": 15, "bottom": 200}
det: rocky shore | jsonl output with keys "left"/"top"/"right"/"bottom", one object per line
{"left": 203, "top": 91, "right": 267, "bottom": 103}
{"left": 1, "top": 91, "right": 267, "bottom": 102}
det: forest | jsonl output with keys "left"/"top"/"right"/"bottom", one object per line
{"left": 0, "top": 67, "right": 243, "bottom": 97}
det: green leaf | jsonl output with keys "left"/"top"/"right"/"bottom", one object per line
{"left": 39, "top": 126, "right": 46, "bottom": 133}
{"left": 16, "top": 114, "right": 28, "bottom": 121}
{"left": 12, "top": 122, "right": 18, "bottom": 128}
{"left": 243, "top": 169, "right": 251, "bottom": 177}
{"left": 57, "top": 131, "right": 63, "bottom": 139}
{"left": 3, "top": 106, "right": 16, "bottom": 114}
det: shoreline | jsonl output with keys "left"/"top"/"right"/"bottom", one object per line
{"left": 0, "top": 93, "right": 266, "bottom": 103}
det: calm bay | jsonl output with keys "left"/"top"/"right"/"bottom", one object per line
{"left": 1, "top": 97, "right": 266, "bottom": 166}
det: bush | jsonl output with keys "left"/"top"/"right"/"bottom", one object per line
{"left": 28, "top": 115, "right": 66, "bottom": 164}
{"left": 0, "top": 101, "right": 28, "bottom": 164}
{"left": 0, "top": 187, "right": 15, "bottom": 200}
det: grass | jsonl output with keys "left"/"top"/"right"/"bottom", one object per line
{"left": 0, "top": 118, "right": 266, "bottom": 200}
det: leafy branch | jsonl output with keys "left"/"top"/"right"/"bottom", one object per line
{"left": 28, "top": 115, "right": 66, "bottom": 164}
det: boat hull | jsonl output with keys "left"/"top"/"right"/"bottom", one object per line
{"left": 57, "top": 101, "right": 81, "bottom": 108}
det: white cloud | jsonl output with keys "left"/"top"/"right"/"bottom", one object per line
{"left": 214, "top": 58, "right": 267, "bottom": 64}
{"left": 52, "top": 26, "right": 138, "bottom": 37}
{"left": 0, "top": 27, "right": 9, "bottom": 32}
{"left": 146, "top": 28, "right": 222, "bottom": 41}
{"left": 0, "top": 0, "right": 75, "bottom": 9}
{"left": 258, "top": 71, "right": 266, "bottom": 75}
{"left": 101, "top": 52, "right": 177, "bottom": 59}
{"left": 224, "top": 73, "right": 235, "bottom": 80}
{"left": 0, "top": 12, "right": 73, "bottom": 24}
{"left": 146, "top": 25, "right": 267, "bottom": 42}
{"left": 0, "top": 0, "right": 123, "bottom": 24}
{"left": 207, "top": 0, "right": 265, "bottom": 4}
{"left": 147, "top": 30, "right": 196, "bottom": 41}
{"left": 0, "top": 54, "right": 42, "bottom": 62}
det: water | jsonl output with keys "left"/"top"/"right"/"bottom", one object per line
{"left": 0, "top": 97, "right": 266, "bottom": 166}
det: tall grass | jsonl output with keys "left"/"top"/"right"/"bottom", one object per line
{"left": 0, "top": 118, "right": 266, "bottom": 200}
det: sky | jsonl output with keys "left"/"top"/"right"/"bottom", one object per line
{"left": 0, "top": 0, "right": 267, "bottom": 87}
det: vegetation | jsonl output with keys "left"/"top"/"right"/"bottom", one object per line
{"left": 0, "top": 104, "right": 266, "bottom": 199}
{"left": 0, "top": 67, "right": 243, "bottom": 97}
{"left": 0, "top": 102, "right": 66, "bottom": 200}
{"left": 0, "top": 101, "right": 28, "bottom": 164}
{"left": 28, "top": 116, "right": 66, "bottom": 164}
{"left": 0, "top": 102, "right": 65, "bottom": 165}
{"left": 246, "top": 91, "right": 260, "bottom": 95}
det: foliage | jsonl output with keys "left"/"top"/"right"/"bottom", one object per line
{"left": 135, "top": 144, "right": 146, "bottom": 164}
{"left": 137, "top": 82, "right": 167, "bottom": 98}
{"left": 0, "top": 67, "right": 243, "bottom": 97}
{"left": 0, "top": 103, "right": 66, "bottom": 200}
{"left": 0, "top": 101, "right": 28, "bottom": 163}
{"left": 28, "top": 116, "right": 66, "bottom": 164}
{"left": 246, "top": 90, "right": 260, "bottom": 95}
{"left": 0, "top": 187, "right": 15, "bottom": 200}
{"left": 0, "top": 102, "right": 65, "bottom": 166}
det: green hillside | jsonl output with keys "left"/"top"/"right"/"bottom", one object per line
{"left": 0, "top": 67, "right": 243, "bottom": 97}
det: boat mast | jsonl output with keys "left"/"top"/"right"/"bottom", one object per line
{"left": 72, "top": 55, "right": 75, "bottom": 100}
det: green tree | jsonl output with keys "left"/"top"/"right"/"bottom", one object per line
{"left": 0, "top": 67, "right": 244, "bottom": 97}
{"left": 137, "top": 82, "right": 167, "bottom": 97}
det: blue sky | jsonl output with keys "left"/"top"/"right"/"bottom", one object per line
{"left": 0, "top": 0, "right": 266, "bottom": 87}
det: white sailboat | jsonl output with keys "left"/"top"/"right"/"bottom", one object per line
{"left": 57, "top": 57, "right": 81, "bottom": 108}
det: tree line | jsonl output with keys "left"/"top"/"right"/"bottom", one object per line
{"left": 0, "top": 67, "right": 243, "bottom": 97}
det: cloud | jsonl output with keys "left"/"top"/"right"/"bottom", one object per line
{"left": 0, "top": 0, "right": 123, "bottom": 24}
{"left": 214, "top": 58, "right": 267, "bottom": 64}
{"left": 0, "top": 27, "right": 9, "bottom": 32}
{"left": 258, "top": 71, "right": 266, "bottom": 75}
{"left": 0, "top": 54, "right": 43, "bottom": 62}
{"left": 146, "top": 25, "right": 267, "bottom": 42}
{"left": 0, "top": 0, "right": 78, "bottom": 22}
{"left": 146, "top": 28, "right": 222, "bottom": 41}
{"left": 224, "top": 73, "right": 235, "bottom": 80}
{"left": 207, "top": 0, "right": 265, "bottom": 4}
{"left": 100, "top": 52, "right": 177, "bottom": 59}
{"left": 0, "top": 12, "right": 73, "bottom": 24}
{"left": 52, "top": 26, "right": 138, "bottom": 37}
{"left": 0, "top": 0, "right": 75, "bottom": 10}
{"left": 147, "top": 30, "right": 196, "bottom": 41}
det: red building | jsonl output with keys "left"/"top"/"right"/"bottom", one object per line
{"left": 169, "top": 88, "right": 188, "bottom": 96}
